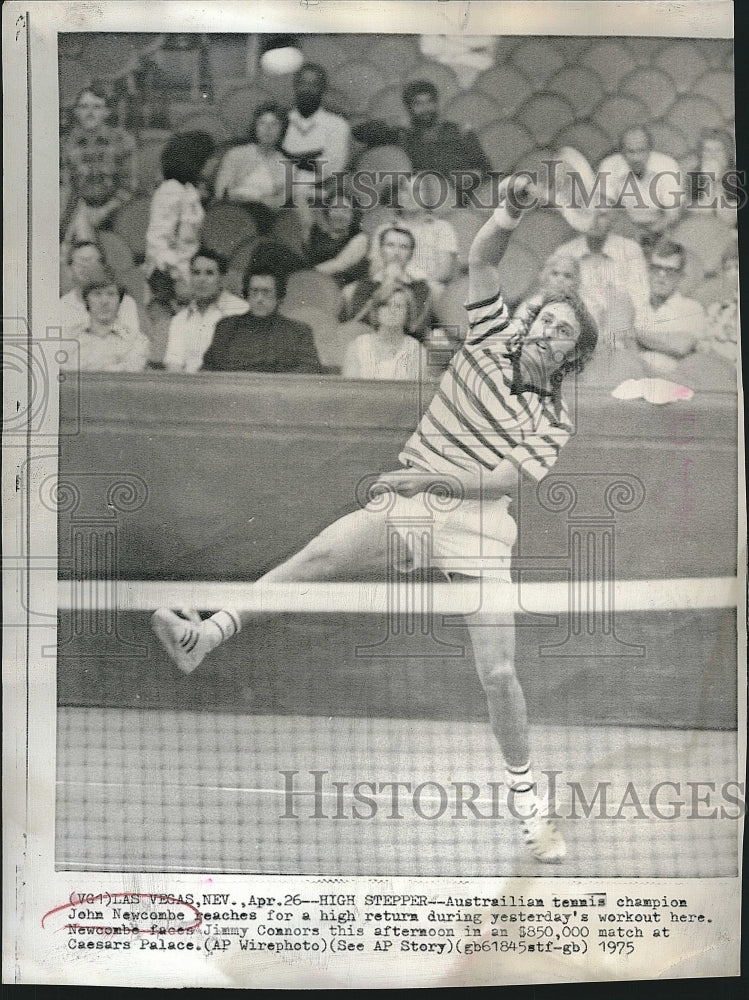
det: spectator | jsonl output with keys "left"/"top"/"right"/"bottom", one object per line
{"left": 342, "top": 285, "right": 429, "bottom": 381}
{"left": 145, "top": 131, "right": 216, "bottom": 307}
{"left": 598, "top": 126, "right": 684, "bottom": 248}
{"left": 60, "top": 240, "right": 141, "bottom": 336}
{"left": 339, "top": 225, "right": 432, "bottom": 339}
{"left": 60, "top": 85, "right": 137, "bottom": 245}
{"left": 555, "top": 198, "right": 650, "bottom": 346}
{"left": 515, "top": 254, "right": 581, "bottom": 326}
{"left": 282, "top": 63, "right": 351, "bottom": 189}
{"left": 213, "top": 102, "right": 293, "bottom": 234}
{"left": 695, "top": 245, "right": 738, "bottom": 364}
{"left": 352, "top": 79, "right": 491, "bottom": 203}
{"left": 201, "top": 259, "right": 322, "bottom": 374}
{"left": 370, "top": 175, "right": 458, "bottom": 298}
{"left": 635, "top": 239, "right": 706, "bottom": 374}
{"left": 163, "top": 249, "right": 249, "bottom": 373}
{"left": 304, "top": 191, "right": 369, "bottom": 285}
{"left": 65, "top": 267, "right": 149, "bottom": 372}
{"left": 688, "top": 128, "right": 738, "bottom": 227}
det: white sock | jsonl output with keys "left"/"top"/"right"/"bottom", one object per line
{"left": 204, "top": 609, "right": 242, "bottom": 650}
{"left": 505, "top": 762, "right": 537, "bottom": 817}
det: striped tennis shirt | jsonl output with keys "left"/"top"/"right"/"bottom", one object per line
{"left": 399, "top": 289, "right": 573, "bottom": 482}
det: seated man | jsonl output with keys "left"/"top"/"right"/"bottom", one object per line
{"left": 339, "top": 226, "right": 432, "bottom": 338}
{"left": 163, "top": 249, "right": 248, "bottom": 373}
{"left": 352, "top": 79, "right": 491, "bottom": 204}
{"left": 635, "top": 239, "right": 706, "bottom": 374}
{"left": 369, "top": 175, "right": 459, "bottom": 299}
{"left": 61, "top": 240, "right": 140, "bottom": 335}
{"left": 515, "top": 254, "right": 581, "bottom": 326}
{"left": 556, "top": 198, "right": 649, "bottom": 348}
{"left": 201, "top": 263, "right": 322, "bottom": 374}
{"left": 65, "top": 267, "right": 150, "bottom": 372}
{"left": 598, "top": 126, "right": 683, "bottom": 249}
{"left": 282, "top": 63, "right": 350, "bottom": 189}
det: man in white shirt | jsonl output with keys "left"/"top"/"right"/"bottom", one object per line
{"left": 555, "top": 200, "right": 649, "bottom": 347}
{"left": 598, "top": 126, "right": 684, "bottom": 247}
{"left": 282, "top": 63, "right": 351, "bottom": 188}
{"left": 60, "top": 240, "right": 140, "bottom": 335}
{"left": 163, "top": 248, "right": 248, "bottom": 373}
{"left": 635, "top": 239, "right": 706, "bottom": 374}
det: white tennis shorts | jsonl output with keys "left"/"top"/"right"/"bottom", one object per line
{"left": 368, "top": 491, "right": 517, "bottom": 582}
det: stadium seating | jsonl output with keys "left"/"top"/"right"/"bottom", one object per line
{"left": 98, "top": 230, "right": 135, "bottom": 278}
{"left": 478, "top": 121, "right": 535, "bottom": 175}
{"left": 669, "top": 95, "right": 726, "bottom": 146}
{"left": 656, "top": 42, "right": 709, "bottom": 92}
{"left": 648, "top": 121, "right": 691, "bottom": 161}
{"left": 693, "top": 71, "right": 735, "bottom": 120}
{"left": 547, "top": 66, "right": 604, "bottom": 118}
{"left": 581, "top": 41, "right": 637, "bottom": 93}
{"left": 219, "top": 85, "right": 273, "bottom": 140}
{"left": 621, "top": 68, "right": 677, "bottom": 119}
{"left": 169, "top": 112, "right": 231, "bottom": 144}
{"left": 59, "top": 57, "right": 92, "bottom": 108}
{"left": 201, "top": 203, "right": 259, "bottom": 258}
{"left": 284, "top": 270, "right": 342, "bottom": 318}
{"left": 299, "top": 34, "right": 354, "bottom": 76}
{"left": 474, "top": 64, "right": 533, "bottom": 119}
{"left": 279, "top": 305, "right": 344, "bottom": 368}
{"left": 367, "top": 36, "right": 422, "bottom": 79}
{"left": 514, "top": 208, "right": 574, "bottom": 263}
{"left": 554, "top": 122, "right": 613, "bottom": 167}
{"left": 442, "top": 208, "right": 488, "bottom": 269}
{"left": 112, "top": 195, "right": 153, "bottom": 259}
{"left": 443, "top": 91, "right": 500, "bottom": 132}
{"left": 354, "top": 146, "right": 413, "bottom": 199}
{"left": 365, "top": 84, "right": 411, "bottom": 127}
{"left": 271, "top": 208, "right": 306, "bottom": 262}
{"left": 330, "top": 62, "right": 389, "bottom": 117}
{"left": 510, "top": 38, "right": 565, "bottom": 89}
{"left": 517, "top": 92, "right": 576, "bottom": 147}
{"left": 592, "top": 96, "right": 651, "bottom": 144}
{"left": 134, "top": 129, "right": 171, "bottom": 193}
{"left": 672, "top": 212, "right": 738, "bottom": 275}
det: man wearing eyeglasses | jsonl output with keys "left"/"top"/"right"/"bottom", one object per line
{"left": 635, "top": 239, "right": 706, "bottom": 375}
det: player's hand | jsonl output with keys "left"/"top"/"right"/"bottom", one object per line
{"left": 372, "top": 469, "right": 430, "bottom": 498}
{"left": 499, "top": 174, "right": 539, "bottom": 218}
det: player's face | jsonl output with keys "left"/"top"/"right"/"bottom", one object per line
{"left": 380, "top": 231, "right": 413, "bottom": 267}
{"left": 521, "top": 302, "right": 580, "bottom": 386}
{"left": 408, "top": 92, "right": 438, "bottom": 128}
{"left": 71, "top": 246, "right": 104, "bottom": 286}
{"left": 87, "top": 284, "right": 120, "bottom": 325}
{"left": 622, "top": 129, "right": 650, "bottom": 177}
{"left": 246, "top": 275, "right": 279, "bottom": 317}
{"left": 649, "top": 254, "right": 682, "bottom": 300}
{"left": 75, "top": 91, "right": 109, "bottom": 131}
{"left": 190, "top": 256, "right": 222, "bottom": 304}
{"left": 255, "top": 112, "right": 283, "bottom": 148}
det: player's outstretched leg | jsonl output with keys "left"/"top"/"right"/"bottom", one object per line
{"left": 467, "top": 613, "right": 566, "bottom": 863}
{"left": 152, "top": 506, "right": 390, "bottom": 675}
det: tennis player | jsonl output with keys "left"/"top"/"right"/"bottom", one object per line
{"left": 152, "top": 174, "right": 598, "bottom": 862}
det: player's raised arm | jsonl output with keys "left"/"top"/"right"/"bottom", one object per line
{"left": 468, "top": 174, "right": 539, "bottom": 304}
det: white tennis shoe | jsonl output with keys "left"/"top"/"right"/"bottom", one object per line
{"left": 517, "top": 797, "right": 566, "bottom": 863}
{"left": 151, "top": 608, "right": 215, "bottom": 675}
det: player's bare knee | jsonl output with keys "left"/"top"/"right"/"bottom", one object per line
{"left": 476, "top": 662, "right": 518, "bottom": 698}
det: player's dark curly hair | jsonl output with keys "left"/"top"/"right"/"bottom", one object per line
{"left": 519, "top": 290, "right": 599, "bottom": 384}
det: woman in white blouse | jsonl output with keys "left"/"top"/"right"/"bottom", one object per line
{"left": 213, "top": 102, "right": 292, "bottom": 234}
{"left": 145, "top": 131, "right": 216, "bottom": 305}
{"left": 342, "top": 285, "right": 429, "bottom": 381}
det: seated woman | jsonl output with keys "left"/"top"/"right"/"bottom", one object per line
{"left": 342, "top": 284, "right": 429, "bottom": 381}
{"left": 145, "top": 130, "right": 216, "bottom": 308}
{"left": 213, "top": 102, "right": 293, "bottom": 234}
{"left": 687, "top": 128, "right": 738, "bottom": 227}
{"left": 304, "top": 192, "right": 369, "bottom": 285}
{"left": 65, "top": 267, "right": 150, "bottom": 372}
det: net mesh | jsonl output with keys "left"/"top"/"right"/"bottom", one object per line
{"left": 56, "top": 707, "right": 738, "bottom": 876}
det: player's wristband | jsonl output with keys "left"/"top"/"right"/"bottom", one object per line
{"left": 492, "top": 203, "right": 522, "bottom": 230}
